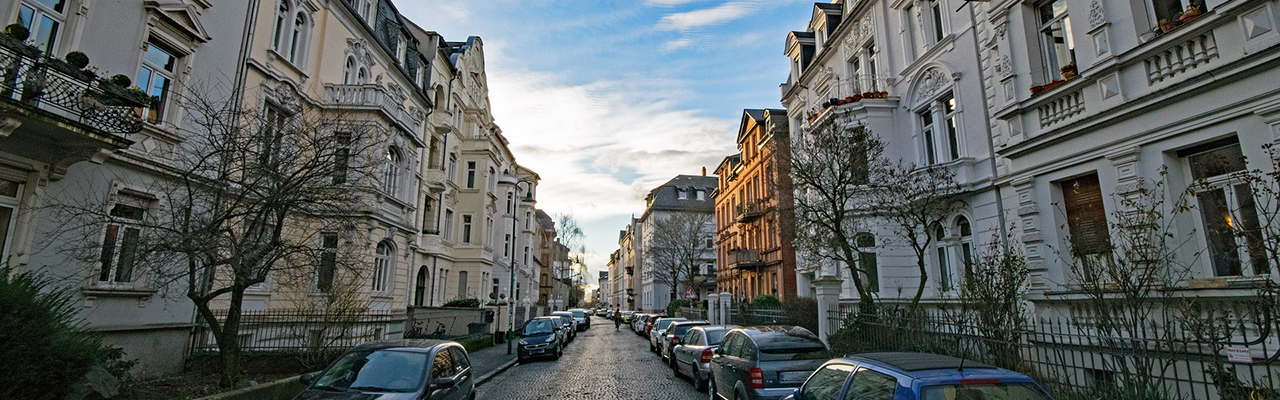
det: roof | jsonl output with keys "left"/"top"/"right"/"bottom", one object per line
{"left": 642, "top": 175, "right": 717, "bottom": 215}
{"left": 351, "top": 339, "right": 451, "bottom": 353}
{"left": 847, "top": 352, "right": 996, "bottom": 372}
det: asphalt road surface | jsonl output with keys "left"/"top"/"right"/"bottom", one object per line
{"left": 477, "top": 316, "right": 705, "bottom": 399}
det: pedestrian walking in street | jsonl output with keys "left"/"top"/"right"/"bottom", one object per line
{"left": 615, "top": 313, "right": 622, "bottom": 331}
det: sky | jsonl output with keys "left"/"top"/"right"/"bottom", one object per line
{"left": 401, "top": 1, "right": 813, "bottom": 288}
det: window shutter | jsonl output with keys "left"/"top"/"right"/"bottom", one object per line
{"left": 1062, "top": 173, "right": 1111, "bottom": 256}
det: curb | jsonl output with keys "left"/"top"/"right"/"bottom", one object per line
{"left": 474, "top": 359, "right": 518, "bottom": 387}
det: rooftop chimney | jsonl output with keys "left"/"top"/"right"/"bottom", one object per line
{"left": 701, "top": 166, "right": 707, "bottom": 176}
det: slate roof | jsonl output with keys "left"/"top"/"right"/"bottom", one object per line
{"left": 643, "top": 175, "right": 717, "bottom": 216}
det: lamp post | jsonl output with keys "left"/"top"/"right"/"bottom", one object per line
{"left": 500, "top": 177, "right": 534, "bottom": 355}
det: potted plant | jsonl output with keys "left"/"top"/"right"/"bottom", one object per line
{"left": 877, "top": 91, "right": 889, "bottom": 98}
{"left": 1, "top": 23, "right": 40, "bottom": 57}
{"left": 851, "top": 94, "right": 862, "bottom": 102}
{"left": 1159, "top": 18, "right": 1179, "bottom": 33}
{"left": 1060, "top": 62, "right": 1078, "bottom": 80}
{"left": 821, "top": 101, "right": 830, "bottom": 108}
{"left": 863, "top": 91, "right": 874, "bottom": 99}
{"left": 844, "top": 96, "right": 854, "bottom": 103}
{"left": 1181, "top": 5, "right": 1203, "bottom": 22}
{"left": 65, "top": 51, "right": 89, "bottom": 69}
{"left": 1031, "top": 84, "right": 1045, "bottom": 95}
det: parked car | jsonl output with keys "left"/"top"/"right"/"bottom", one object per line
{"left": 632, "top": 314, "right": 651, "bottom": 334}
{"left": 781, "top": 352, "right": 1055, "bottom": 400}
{"left": 662, "top": 320, "right": 709, "bottom": 362}
{"left": 549, "top": 312, "right": 577, "bottom": 342}
{"left": 672, "top": 325, "right": 735, "bottom": 391}
{"left": 707, "top": 326, "right": 829, "bottom": 400}
{"left": 643, "top": 313, "right": 668, "bottom": 336}
{"left": 515, "top": 317, "right": 563, "bottom": 364}
{"left": 568, "top": 308, "right": 590, "bottom": 330}
{"left": 648, "top": 317, "right": 687, "bottom": 353}
{"left": 294, "top": 339, "right": 473, "bottom": 400}
{"left": 620, "top": 310, "right": 636, "bottom": 323}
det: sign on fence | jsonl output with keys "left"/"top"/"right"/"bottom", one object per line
{"left": 1226, "top": 346, "right": 1253, "bottom": 363}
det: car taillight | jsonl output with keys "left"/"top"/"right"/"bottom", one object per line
{"left": 749, "top": 368, "right": 764, "bottom": 389}
{"left": 958, "top": 378, "right": 1001, "bottom": 385}
{"left": 670, "top": 336, "right": 678, "bottom": 345}
{"left": 700, "top": 348, "right": 713, "bottom": 364}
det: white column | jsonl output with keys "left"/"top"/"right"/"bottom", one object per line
{"left": 706, "top": 293, "right": 719, "bottom": 325}
{"left": 813, "top": 276, "right": 844, "bottom": 345}
{"left": 718, "top": 292, "right": 731, "bottom": 326}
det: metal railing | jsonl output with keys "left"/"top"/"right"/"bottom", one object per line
{"left": 189, "top": 310, "right": 406, "bottom": 354}
{"left": 826, "top": 305, "right": 1280, "bottom": 399}
{"left": 0, "top": 37, "right": 143, "bottom": 134}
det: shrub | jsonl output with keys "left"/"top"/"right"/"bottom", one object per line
{"left": 751, "top": 295, "right": 781, "bottom": 309}
{"left": 665, "top": 299, "right": 689, "bottom": 317}
{"left": 443, "top": 298, "right": 480, "bottom": 308}
{"left": 64, "top": 51, "right": 89, "bottom": 69}
{"left": 4, "top": 23, "right": 29, "bottom": 41}
{"left": 108, "top": 74, "right": 131, "bottom": 87}
{"left": 782, "top": 297, "right": 819, "bottom": 333}
{"left": 0, "top": 267, "right": 122, "bottom": 400}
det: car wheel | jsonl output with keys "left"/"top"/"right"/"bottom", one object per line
{"left": 692, "top": 368, "right": 706, "bottom": 392}
{"left": 552, "top": 344, "right": 561, "bottom": 360}
{"left": 669, "top": 355, "right": 678, "bottom": 371}
{"left": 735, "top": 390, "right": 748, "bottom": 400}
{"left": 516, "top": 355, "right": 524, "bottom": 364}
{"left": 707, "top": 376, "right": 717, "bottom": 400}
{"left": 672, "top": 359, "right": 682, "bottom": 378}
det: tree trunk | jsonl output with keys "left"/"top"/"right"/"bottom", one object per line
{"left": 909, "top": 249, "right": 928, "bottom": 315}
{"left": 216, "top": 287, "right": 246, "bottom": 388}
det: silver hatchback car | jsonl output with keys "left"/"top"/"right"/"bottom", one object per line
{"left": 671, "top": 325, "right": 734, "bottom": 391}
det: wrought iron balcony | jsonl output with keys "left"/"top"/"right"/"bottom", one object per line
{"left": 727, "top": 249, "right": 764, "bottom": 270}
{"left": 736, "top": 200, "right": 768, "bottom": 223}
{"left": 0, "top": 38, "right": 144, "bottom": 137}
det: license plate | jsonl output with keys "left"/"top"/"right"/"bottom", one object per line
{"left": 779, "top": 371, "right": 810, "bottom": 382}
{"left": 531, "top": 350, "right": 543, "bottom": 354}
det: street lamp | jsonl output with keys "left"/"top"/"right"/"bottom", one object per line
{"left": 499, "top": 177, "right": 534, "bottom": 355}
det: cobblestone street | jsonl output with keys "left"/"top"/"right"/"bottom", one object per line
{"left": 477, "top": 317, "right": 704, "bottom": 399}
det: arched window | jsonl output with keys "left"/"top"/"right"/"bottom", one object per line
{"left": 343, "top": 56, "right": 357, "bottom": 84}
{"left": 373, "top": 241, "right": 393, "bottom": 292}
{"left": 955, "top": 216, "right": 973, "bottom": 276}
{"left": 289, "top": 12, "right": 306, "bottom": 63}
{"left": 383, "top": 147, "right": 400, "bottom": 196}
{"left": 854, "top": 233, "right": 878, "bottom": 294}
{"left": 932, "top": 222, "right": 954, "bottom": 290}
{"left": 357, "top": 67, "right": 368, "bottom": 84}
{"left": 414, "top": 266, "right": 427, "bottom": 306}
{"left": 272, "top": 2, "right": 289, "bottom": 51}
{"left": 271, "top": 1, "right": 310, "bottom": 67}
{"left": 434, "top": 86, "right": 446, "bottom": 107}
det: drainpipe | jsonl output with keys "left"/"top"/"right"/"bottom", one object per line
{"left": 429, "top": 256, "right": 438, "bottom": 306}
{"left": 232, "top": 0, "right": 260, "bottom": 110}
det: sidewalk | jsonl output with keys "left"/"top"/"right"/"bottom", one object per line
{"left": 468, "top": 341, "right": 518, "bottom": 387}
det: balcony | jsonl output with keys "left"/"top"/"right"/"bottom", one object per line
{"left": 736, "top": 200, "right": 768, "bottom": 223}
{"left": 626, "top": 266, "right": 634, "bottom": 276}
{"left": 418, "top": 232, "right": 442, "bottom": 255}
{"left": 423, "top": 165, "right": 447, "bottom": 192}
{"left": 428, "top": 109, "right": 455, "bottom": 134}
{"left": 805, "top": 75, "right": 898, "bottom": 131}
{"left": 324, "top": 83, "right": 424, "bottom": 135}
{"left": 727, "top": 249, "right": 764, "bottom": 270}
{"left": 0, "top": 38, "right": 142, "bottom": 168}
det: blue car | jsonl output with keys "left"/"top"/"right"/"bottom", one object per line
{"left": 782, "top": 352, "right": 1054, "bottom": 400}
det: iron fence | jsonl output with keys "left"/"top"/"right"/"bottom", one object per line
{"left": 827, "top": 304, "right": 1280, "bottom": 400}
{"left": 190, "top": 310, "right": 406, "bottom": 354}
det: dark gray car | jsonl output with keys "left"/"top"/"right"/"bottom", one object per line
{"left": 671, "top": 325, "right": 734, "bottom": 391}
{"left": 294, "top": 339, "right": 474, "bottom": 400}
{"left": 662, "top": 320, "right": 709, "bottom": 362}
{"left": 707, "top": 326, "right": 829, "bottom": 400}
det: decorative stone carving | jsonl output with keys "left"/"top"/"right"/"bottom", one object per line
{"left": 1088, "top": 1, "right": 1106, "bottom": 31}
{"left": 273, "top": 82, "right": 301, "bottom": 113}
{"left": 912, "top": 68, "right": 950, "bottom": 106}
{"left": 843, "top": 15, "right": 874, "bottom": 53}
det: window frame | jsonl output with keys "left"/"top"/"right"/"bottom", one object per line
{"left": 0, "top": 179, "right": 21, "bottom": 265}
{"left": 99, "top": 197, "right": 151, "bottom": 287}
{"left": 372, "top": 241, "right": 392, "bottom": 293}
{"left": 17, "top": 0, "right": 66, "bottom": 54}
{"left": 916, "top": 91, "right": 962, "bottom": 165}
{"left": 461, "top": 214, "right": 473, "bottom": 244}
{"left": 271, "top": 0, "right": 311, "bottom": 68}
{"left": 1183, "top": 141, "right": 1266, "bottom": 277}
{"left": 1037, "top": 0, "right": 1077, "bottom": 82}
{"left": 136, "top": 40, "right": 180, "bottom": 124}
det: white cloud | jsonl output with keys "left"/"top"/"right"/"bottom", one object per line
{"left": 645, "top": 0, "right": 704, "bottom": 6}
{"left": 663, "top": 38, "right": 695, "bottom": 51}
{"left": 655, "top": 1, "right": 762, "bottom": 32}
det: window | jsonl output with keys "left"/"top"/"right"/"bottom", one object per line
{"left": 332, "top": 133, "right": 350, "bottom": 184}
{"left": 17, "top": 0, "right": 65, "bottom": 54}
{"left": 957, "top": 216, "right": 974, "bottom": 277}
{"left": 448, "top": 153, "right": 458, "bottom": 182}
{"left": 431, "top": 348, "right": 454, "bottom": 379}
{"left": 396, "top": 34, "right": 408, "bottom": 66}
{"left": 1038, "top": 0, "right": 1076, "bottom": 81}
{"left": 1152, "top": 0, "right": 1206, "bottom": 26}
{"left": 907, "top": 5, "right": 926, "bottom": 58}
{"left": 799, "top": 364, "right": 854, "bottom": 400}
{"left": 466, "top": 161, "right": 477, "bottom": 188}
{"left": 443, "top": 210, "right": 454, "bottom": 241}
{"left": 928, "top": 0, "right": 945, "bottom": 43}
{"left": 506, "top": 192, "right": 513, "bottom": 213}
{"left": 0, "top": 179, "right": 20, "bottom": 264}
{"left": 1061, "top": 173, "right": 1112, "bottom": 281}
{"left": 492, "top": 278, "right": 499, "bottom": 298}
{"left": 485, "top": 217, "right": 493, "bottom": 246}
{"left": 100, "top": 199, "right": 148, "bottom": 284}
{"left": 934, "top": 223, "right": 953, "bottom": 290}
{"left": 856, "top": 233, "right": 879, "bottom": 293}
{"left": 137, "top": 42, "right": 177, "bottom": 124}
{"left": 678, "top": 188, "right": 689, "bottom": 200}
{"left": 359, "top": 0, "right": 373, "bottom": 22}
{"left": 525, "top": 211, "right": 531, "bottom": 229}
{"left": 523, "top": 246, "right": 530, "bottom": 266}
{"left": 372, "top": 241, "right": 392, "bottom": 292}
{"left": 504, "top": 234, "right": 511, "bottom": 256}
{"left": 462, "top": 215, "right": 473, "bottom": 243}
{"left": 272, "top": 1, "right": 310, "bottom": 66}
{"left": 488, "top": 167, "right": 497, "bottom": 192}
{"left": 918, "top": 93, "right": 960, "bottom": 164}
{"left": 383, "top": 148, "right": 400, "bottom": 196}
{"left": 440, "top": 270, "right": 449, "bottom": 299}
{"left": 844, "top": 369, "right": 897, "bottom": 400}
{"left": 457, "top": 271, "right": 468, "bottom": 299}
{"left": 317, "top": 232, "right": 338, "bottom": 292}
{"left": 343, "top": 56, "right": 358, "bottom": 84}
{"left": 258, "top": 103, "right": 289, "bottom": 165}
{"left": 414, "top": 267, "right": 427, "bottom": 306}
{"left": 1183, "top": 140, "right": 1265, "bottom": 277}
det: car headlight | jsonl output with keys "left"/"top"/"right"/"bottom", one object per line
{"left": 544, "top": 335, "right": 556, "bottom": 343}
{"left": 518, "top": 339, "right": 529, "bottom": 345}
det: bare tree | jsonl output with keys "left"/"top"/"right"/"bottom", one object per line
{"left": 650, "top": 212, "right": 714, "bottom": 302}
{"left": 48, "top": 87, "right": 386, "bottom": 387}
{"left": 865, "top": 162, "right": 964, "bottom": 312}
{"left": 786, "top": 125, "right": 887, "bottom": 311}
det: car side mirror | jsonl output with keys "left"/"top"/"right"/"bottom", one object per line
{"left": 713, "top": 347, "right": 724, "bottom": 355}
{"left": 299, "top": 373, "right": 314, "bottom": 385}
{"left": 431, "top": 376, "right": 457, "bottom": 390}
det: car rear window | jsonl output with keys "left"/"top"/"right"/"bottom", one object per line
{"left": 570, "top": 310, "right": 585, "bottom": 318}
{"left": 920, "top": 382, "right": 1051, "bottom": 400}
{"left": 656, "top": 318, "right": 685, "bottom": 330}
{"left": 705, "top": 330, "right": 728, "bottom": 345}
{"left": 759, "top": 345, "right": 830, "bottom": 361}
{"left": 672, "top": 323, "right": 708, "bottom": 336}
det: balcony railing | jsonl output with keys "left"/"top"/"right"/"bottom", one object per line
{"left": 323, "top": 83, "right": 424, "bottom": 134}
{"left": 0, "top": 38, "right": 144, "bottom": 135}
{"left": 728, "top": 249, "right": 764, "bottom": 270}
{"left": 736, "top": 200, "right": 768, "bottom": 223}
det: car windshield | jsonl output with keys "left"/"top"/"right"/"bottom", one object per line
{"left": 559, "top": 316, "right": 572, "bottom": 325}
{"left": 672, "top": 323, "right": 707, "bottom": 336}
{"left": 523, "top": 319, "right": 555, "bottom": 335}
{"left": 758, "top": 345, "right": 830, "bottom": 361}
{"left": 570, "top": 310, "right": 585, "bottom": 318}
{"left": 920, "top": 382, "right": 1051, "bottom": 400}
{"left": 312, "top": 349, "right": 427, "bottom": 393}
